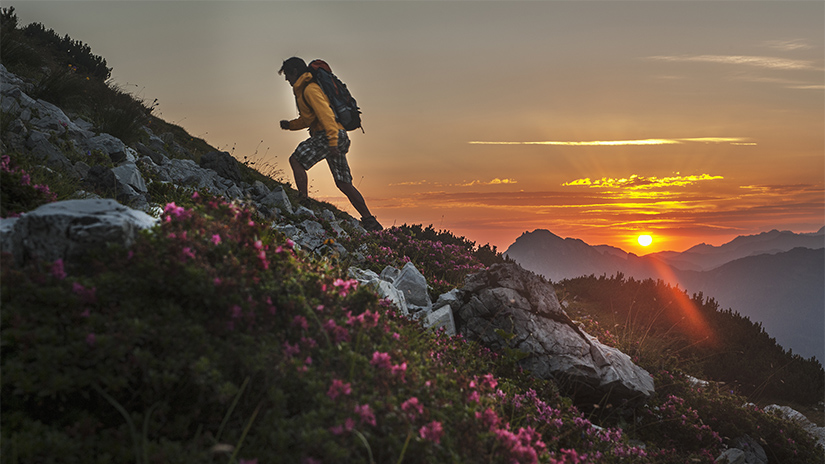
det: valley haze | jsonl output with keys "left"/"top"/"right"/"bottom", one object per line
{"left": 505, "top": 227, "right": 825, "bottom": 362}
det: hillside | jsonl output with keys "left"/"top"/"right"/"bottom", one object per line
{"left": 676, "top": 247, "right": 825, "bottom": 362}
{"left": 2, "top": 8, "right": 823, "bottom": 463}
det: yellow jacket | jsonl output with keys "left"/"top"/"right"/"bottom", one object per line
{"left": 287, "top": 72, "right": 343, "bottom": 147}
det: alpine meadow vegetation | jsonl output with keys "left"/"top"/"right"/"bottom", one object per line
{"left": 1, "top": 7, "right": 823, "bottom": 463}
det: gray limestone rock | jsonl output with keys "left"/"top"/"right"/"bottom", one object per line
{"left": 424, "top": 305, "right": 456, "bottom": 336}
{"left": 112, "top": 162, "right": 148, "bottom": 193}
{"left": 394, "top": 261, "right": 432, "bottom": 312}
{"left": 348, "top": 266, "right": 409, "bottom": 315}
{"left": 4, "top": 199, "right": 157, "bottom": 265}
{"left": 200, "top": 150, "right": 243, "bottom": 184}
{"left": 456, "top": 263, "right": 654, "bottom": 405}
{"left": 260, "top": 186, "right": 293, "bottom": 214}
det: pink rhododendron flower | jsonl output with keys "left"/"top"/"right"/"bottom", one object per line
{"left": 72, "top": 282, "right": 97, "bottom": 304}
{"left": 401, "top": 397, "right": 423, "bottom": 419}
{"left": 163, "top": 202, "right": 186, "bottom": 218}
{"left": 231, "top": 305, "right": 243, "bottom": 319}
{"left": 419, "top": 421, "right": 443, "bottom": 444}
{"left": 86, "top": 333, "right": 96, "bottom": 347}
{"left": 211, "top": 234, "right": 221, "bottom": 245}
{"left": 283, "top": 341, "right": 300, "bottom": 358}
{"left": 370, "top": 351, "right": 392, "bottom": 370}
{"left": 50, "top": 259, "right": 66, "bottom": 280}
{"left": 191, "top": 191, "right": 200, "bottom": 199}
{"left": 481, "top": 373, "right": 498, "bottom": 390}
{"left": 326, "top": 379, "right": 352, "bottom": 400}
{"left": 292, "top": 315, "right": 309, "bottom": 330}
{"left": 475, "top": 408, "right": 500, "bottom": 431}
{"left": 182, "top": 247, "right": 196, "bottom": 261}
{"left": 333, "top": 278, "right": 358, "bottom": 296}
{"left": 355, "top": 403, "right": 377, "bottom": 427}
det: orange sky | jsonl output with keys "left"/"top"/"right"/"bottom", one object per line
{"left": 11, "top": 1, "right": 824, "bottom": 253}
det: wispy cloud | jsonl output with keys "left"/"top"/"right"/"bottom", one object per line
{"left": 647, "top": 54, "right": 818, "bottom": 71}
{"left": 763, "top": 39, "right": 812, "bottom": 51}
{"left": 563, "top": 174, "right": 724, "bottom": 190}
{"left": 469, "top": 137, "right": 749, "bottom": 146}
{"left": 456, "top": 178, "right": 518, "bottom": 187}
{"left": 388, "top": 178, "right": 518, "bottom": 188}
{"left": 388, "top": 180, "right": 432, "bottom": 187}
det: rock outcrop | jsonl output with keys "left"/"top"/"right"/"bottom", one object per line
{"left": 0, "top": 64, "right": 314, "bottom": 221}
{"left": 452, "top": 263, "right": 655, "bottom": 404}
{"left": 2, "top": 199, "right": 157, "bottom": 265}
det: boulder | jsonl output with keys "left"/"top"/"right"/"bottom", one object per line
{"left": 729, "top": 435, "right": 767, "bottom": 464}
{"left": 25, "top": 130, "right": 72, "bottom": 171}
{"left": 84, "top": 134, "right": 131, "bottom": 163}
{"left": 348, "top": 266, "right": 410, "bottom": 316}
{"left": 111, "top": 161, "right": 148, "bottom": 193}
{"left": 455, "top": 263, "right": 654, "bottom": 405}
{"left": 715, "top": 448, "right": 745, "bottom": 464}
{"left": 424, "top": 306, "right": 456, "bottom": 336}
{"left": 200, "top": 151, "right": 243, "bottom": 184}
{"left": 764, "top": 404, "right": 825, "bottom": 448}
{"left": 259, "top": 186, "right": 293, "bottom": 214}
{"left": 135, "top": 141, "right": 169, "bottom": 166}
{"left": 3, "top": 199, "right": 157, "bottom": 265}
{"left": 393, "top": 261, "right": 432, "bottom": 313}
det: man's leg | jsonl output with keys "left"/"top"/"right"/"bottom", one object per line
{"left": 335, "top": 180, "right": 371, "bottom": 219}
{"left": 290, "top": 155, "right": 309, "bottom": 200}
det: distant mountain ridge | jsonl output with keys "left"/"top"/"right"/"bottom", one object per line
{"left": 650, "top": 227, "right": 825, "bottom": 271}
{"left": 504, "top": 228, "right": 825, "bottom": 361}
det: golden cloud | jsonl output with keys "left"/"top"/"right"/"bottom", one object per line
{"left": 562, "top": 174, "right": 724, "bottom": 189}
{"left": 648, "top": 54, "right": 819, "bottom": 71}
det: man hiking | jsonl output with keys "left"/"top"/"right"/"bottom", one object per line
{"left": 278, "top": 57, "right": 383, "bottom": 232}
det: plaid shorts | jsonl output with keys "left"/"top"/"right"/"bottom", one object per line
{"left": 291, "top": 130, "right": 353, "bottom": 184}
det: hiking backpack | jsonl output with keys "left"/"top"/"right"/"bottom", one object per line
{"left": 307, "top": 59, "right": 363, "bottom": 132}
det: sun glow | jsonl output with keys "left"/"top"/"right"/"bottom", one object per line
{"left": 637, "top": 235, "right": 653, "bottom": 247}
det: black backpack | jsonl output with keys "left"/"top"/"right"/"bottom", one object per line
{"left": 307, "top": 59, "right": 363, "bottom": 132}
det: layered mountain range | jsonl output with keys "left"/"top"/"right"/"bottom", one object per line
{"left": 504, "top": 228, "right": 825, "bottom": 361}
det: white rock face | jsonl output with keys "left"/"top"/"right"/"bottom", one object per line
{"left": 764, "top": 404, "right": 825, "bottom": 449}
{"left": 456, "top": 263, "right": 655, "bottom": 404}
{"left": 3, "top": 199, "right": 158, "bottom": 265}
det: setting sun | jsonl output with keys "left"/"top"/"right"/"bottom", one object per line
{"left": 637, "top": 235, "right": 653, "bottom": 247}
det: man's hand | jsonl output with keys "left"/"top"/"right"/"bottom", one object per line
{"left": 280, "top": 120, "right": 290, "bottom": 130}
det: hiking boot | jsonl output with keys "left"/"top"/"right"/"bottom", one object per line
{"left": 360, "top": 215, "right": 383, "bottom": 232}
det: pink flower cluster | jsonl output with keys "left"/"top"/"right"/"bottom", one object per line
{"left": 419, "top": 420, "right": 443, "bottom": 444}
{"left": 1, "top": 154, "right": 57, "bottom": 216}
{"left": 326, "top": 378, "right": 351, "bottom": 401}
{"left": 163, "top": 202, "right": 190, "bottom": 222}
{"left": 401, "top": 397, "right": 424, "bottom": 420}
{"left": 333, "top": 278, "right": 358, "bottom": 297}
{"left": 345, "top": 310, "right": 380, "bottom": 328}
